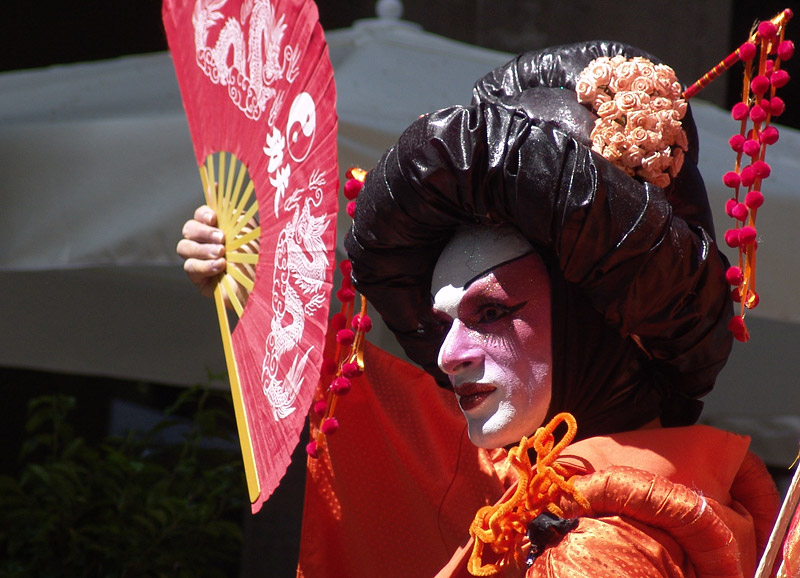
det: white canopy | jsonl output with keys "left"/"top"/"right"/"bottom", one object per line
{"left": 1, "top": 17, "right": 798, "bottom": 464}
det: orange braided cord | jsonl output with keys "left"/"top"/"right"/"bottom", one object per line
{"left": 467, "top": 413, "right": 591, "bottom": 576}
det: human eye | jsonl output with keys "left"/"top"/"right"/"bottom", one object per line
{"left": 478, "top": 304, "right": 512, "bottom": 324}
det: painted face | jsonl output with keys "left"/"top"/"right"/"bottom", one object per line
{"left": 432, "top": 229, "right": 552, "bottom": 449}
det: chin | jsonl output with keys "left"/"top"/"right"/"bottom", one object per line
{"left": 467, "top": 425, "right": 524, "bottom": 449}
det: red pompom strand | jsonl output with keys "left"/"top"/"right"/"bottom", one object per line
{"left": 346, "top": 200, "right": 357, "bottom": 218}
{"left": 343, "top": 178, "right": 363, "bottom": 200}
{"left": 743, "top": 139, "right": 761, "bottom": 157}
{"left": 745, "top": 190, "right": 765, "bottom": 209}
{"left": 321, "top": 417, "right": 340, "bottom": 435}
{"left": 731, "top": 102, "right": 750, "bottom": 120}
{"left": 722, "top": 171, "right": 741, "bottom": 188}
{"left": 330, "top": 376, "right": 351, "bottom": 396}
{"left": 726, "top": 266, "right": 744, "bottom": 286}
{"left": 771, "top": 69, "right": 790, "bottom": 88}
{"left": 336, "top": 328, "right": 355, "bottom": 346}
{"left": 313, "top": 399, "right": 328, "bottom": 417}
{"left": 339, "top": 259, "right": 353, "bottom": 276}
{"left": 744, "top": 291, "right": 760, "bottom": 309}
{"left": 724, "top": 229, "right": 741, "bottom": 248}
{"left": 738, "top": 226, "right": 757, "bottom": 245}
{"left": 306, "top": 440, "right": 319, "bottom": 458}
{"left": 739, "top": 41, "right": 758, "bottom": 61}
{"left": 730, "top": 202, "right": 749, "bottom": 222}
{"left": 778, "top": 40, "right": 795, "bottom": 61}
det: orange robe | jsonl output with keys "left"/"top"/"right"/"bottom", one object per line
{"left": 297, "top": 343, "right": 779, "bottom": 578}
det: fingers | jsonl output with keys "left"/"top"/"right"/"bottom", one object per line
{"left": 194, "top": 204, "right": 218, "bottom": 226}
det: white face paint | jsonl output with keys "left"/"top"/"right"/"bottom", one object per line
{"left": 432, "top": 226, "right": 552, "bottom": 449}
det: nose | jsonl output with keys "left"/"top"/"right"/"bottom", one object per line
{"left": 438, "top": 319, "right": 484, "bottom": 376}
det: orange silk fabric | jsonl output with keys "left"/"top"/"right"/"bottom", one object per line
{"left": 297, "top": 342, "right": 780, "bottom": 578}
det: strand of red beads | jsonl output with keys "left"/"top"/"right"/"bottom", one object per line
{"left": 721, "top": 9, "right": 793, "bottom": 342}
{"left": 306, "top": 168, "right": 372, "bottom": 459}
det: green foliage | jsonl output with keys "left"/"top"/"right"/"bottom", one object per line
{"left": 0, "top": 385, "right": 247, "bottom": 578}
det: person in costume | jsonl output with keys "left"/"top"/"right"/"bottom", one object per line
{"left": 180, "top": 41, "right": 781, "bottom": 577}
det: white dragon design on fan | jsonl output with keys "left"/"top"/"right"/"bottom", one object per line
{"left": 193, "top": 0, "right": 332, "bottom": 421}
{"left": 192, "top": 0, "right": 301, "bottom": 121}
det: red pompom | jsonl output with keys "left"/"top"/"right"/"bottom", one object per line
{"left": 739, "top": 42, "right": 758, "bottom": 61}
{"left": 726, "top": 266, "right": 744, "bottom": 286}
{"left": 722, "top": 171, "right": 741, "bottom": 188}
{"left": 306, "top": 441, "right": 319, "bottom": 459}
{"left": 743, "top": 139, "right": 761, "bottom": 157}
{"left": 745, "top": 291, "right": 760, "bottom": 309}
{"left": 343, "top": 178, "right": 364, "bottom": 200}
{"left": 336, "top": 287, "right": 356, "bottom": 303}
{"left": 749, "top": 105, "right": 767, "bottom": 123}
{"left": 346, "top": 200, "right": 357, "bottom": 218}
{"left": 729, "top": 134, "right": 746, "bottom": 152}
{"left": 760, "top": 126, "right": 780, "bottom": 145}
{"left": 724, "top": 229, "right": 741, "bottom": 248}
{"left": 351, "top": 313, "right": 373, "bottom": 332}
{"left": 751, "top": 160, "right": 771, "bottom": 179}
{"left": 725, "top": 198, "right": 738, "bottom": 217}
{"left": 731, "top": 287, "right": 742, "bottom": 303}
{"left": 336, "top": 328, "right": 355, "bottom": 346}
{"left": 758, "top": 20, "right": 778, "bottom": 40}
{"left": 313, "top": 399, "right": 328, "bottom": 417}
{"left": 771, "top": 69, "right": 790, "bottom": 88}
{"left": 738, "top": 226, "right": 757, "bottom": 245}
{"left": 321, "top": 417, "right": 339, "bottom": 435}
{"left": 769, "top": 96, "right": 786, "bottom": 117}
{"left": 745, "top": 190, "right": 765, "bottom": 209}
{"left": 740, "top": 166, "right": 756, "bottom": 187}
{"left": 731, "top": 102, "right": 750, "bottom": 120}
{"left": 322, "top": 357, "right": 338, "bottom": 375}
{"left": 728, "top": 316, "right": 750, "bottom": 342}
{"left": 778, "top": 40, "right": 795, "bottom": 61}
{"left": 341, "top": 361, "right": 363, "bottom": 378}
{"left": 330, "top": 376, "right": 351, "bottom": 396}
{"left": 331, "top": 312, "right": 347, "bottom": 331}
{"left": 339, "top": 259, "right": 353, "bottom": 276}
{"left": 731, "top": 202, "right": 749, "bottom": 222}
{"left": 751, "top": 74, "right": 770, "bottom": 95}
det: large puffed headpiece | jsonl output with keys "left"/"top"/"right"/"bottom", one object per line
{"left": 345, "top": 41, "right": 733, "bottom": 439}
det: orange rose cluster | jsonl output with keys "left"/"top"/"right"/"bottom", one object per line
{"left": 576, "top": 56, "right": 688, "bottom": 188}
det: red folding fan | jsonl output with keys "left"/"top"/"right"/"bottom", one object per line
{"left": 163, "top": 0, "right": 338, "bottom": 512}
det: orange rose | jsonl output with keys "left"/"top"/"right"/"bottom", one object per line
{"left": 631, "top": 75, "right": 656, "bottom": 94}
{"left": 576, "top": 78, "right": 597, "bottom": 104}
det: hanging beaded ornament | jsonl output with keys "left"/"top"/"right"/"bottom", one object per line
{"left": 306, "top": 167, "right": 372, "bottom": 459}
{"left": 708, "top": 9, "right": 793, "bottom": 342}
